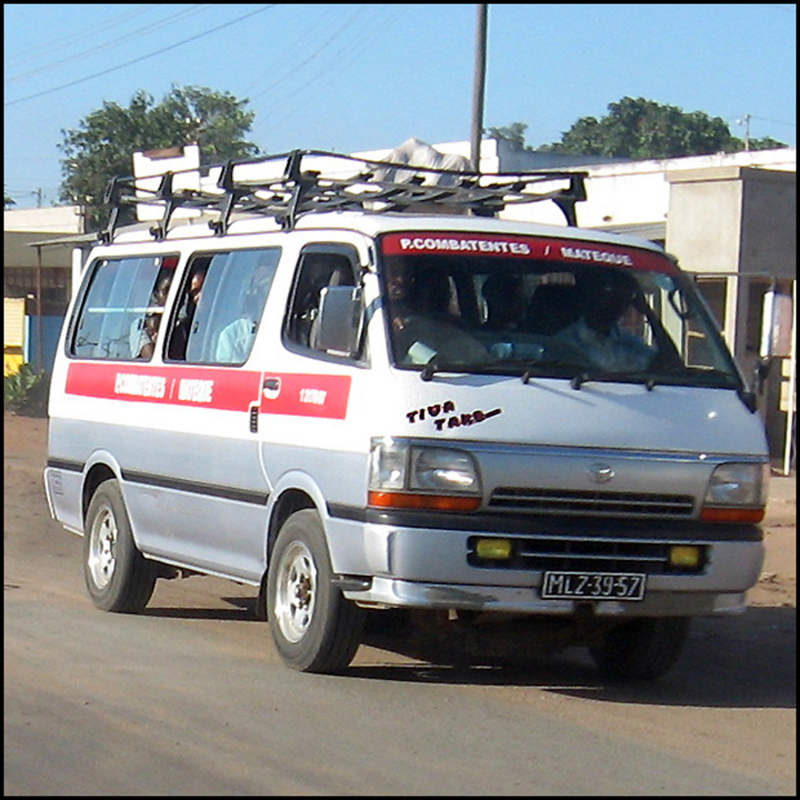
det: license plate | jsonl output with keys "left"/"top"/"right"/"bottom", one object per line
{"left": 540, "top": 571, "right": 646, "bottom": 601}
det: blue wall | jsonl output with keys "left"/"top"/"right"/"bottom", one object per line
{"left": 25, "top": 315, "right": 65, "bottom": 374}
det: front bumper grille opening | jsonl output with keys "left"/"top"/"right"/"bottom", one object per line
{"left": 489, "top": 487, "right": 695, "bottom": 518}
{"left": 467, "top": 535, "right": 706, "bottom": 575}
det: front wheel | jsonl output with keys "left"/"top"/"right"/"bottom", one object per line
{"left": 589, "top": 617, "right": 691, "bottom": 680}
{"left": 266, "top": 509, "right": 364, "bottom": 673}
{"left": 83, "top": 479, "right": 156, "bottom": 613}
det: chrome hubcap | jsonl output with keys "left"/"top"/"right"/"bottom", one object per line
{"left": 274, "top": 541, "right": 317, "bottom": 643}
{"left": 88, "top": 506, "right": 117, "bottom": 589}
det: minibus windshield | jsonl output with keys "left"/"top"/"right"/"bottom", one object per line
{"left": 378, "top": 232, "right": 742, "bottom": 389}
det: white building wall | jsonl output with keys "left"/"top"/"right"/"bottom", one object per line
{"left": 3, "top": 205, "right": 83, "bottom": 234}
{"left": 492, "top": 146, "right": 796, "bottom": 229}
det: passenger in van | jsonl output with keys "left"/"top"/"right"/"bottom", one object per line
{"left": 386, "top": 263, "right": 485, "bottom": 365}
{"left": 521, "top": 283, "right": 581, "bottom": 336}
{"left": 553, "top": 268, "right": 656, "bottom": 372}
{"left": 130, "top": 274, "right": 172, "bottom": 359}
{"left": 215, "top": 265, "right": 273, "bottom": 363}
{"left": 481, "top": 274, "right": 527, "bottom": 332}
{"left": 168, "top": 264, "right": 207, "bottom": 360}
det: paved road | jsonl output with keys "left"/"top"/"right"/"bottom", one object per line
{"left": 4, "top": 414, "right": 796, "bottom": 795}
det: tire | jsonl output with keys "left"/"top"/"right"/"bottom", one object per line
{"left": 589, "top": 617, "right": 691, "bottom": 680}
{"left": 83, "top": 479, "right": 156, "bottom": 613}
{"left": 266, "top": 509, "right": 364, "bottom": 673}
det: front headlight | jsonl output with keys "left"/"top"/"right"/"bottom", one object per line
{"left": 701, "top": 462, "right": 769, "bottom": 522}
{"left": 409, "top": 447, "right": 480, "bottom": 492}
{"left": 368, "top": 438, "right": 481, "bottom": 510}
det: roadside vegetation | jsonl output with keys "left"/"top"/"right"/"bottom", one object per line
{"left": 4, "top": 364, "right": 49, "bottom": 416}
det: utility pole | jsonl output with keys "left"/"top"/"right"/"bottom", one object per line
{"left": 470, "top": 4, "right": 488, "bottom": 173}
{"left": 737, "top": 114, "right": 751, "bottom": 151}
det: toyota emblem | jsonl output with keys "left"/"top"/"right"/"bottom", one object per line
{"left": 588, "top": 463, "right": 615, "bottom": 483}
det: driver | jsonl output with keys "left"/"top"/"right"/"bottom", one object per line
{"left": 385, "top": 263, "right": 486, "bottom": 366}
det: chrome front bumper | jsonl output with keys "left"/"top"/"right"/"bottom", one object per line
{"left": 343, "top": 576, "right": 752, "bottom": 617}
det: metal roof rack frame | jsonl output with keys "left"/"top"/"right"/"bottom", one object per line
{"left": 98, "top": 149, "right": 588, "bottom": 243}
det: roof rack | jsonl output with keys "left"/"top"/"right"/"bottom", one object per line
{"left": 98, "top": 149, "right": 588, "bottom": 243}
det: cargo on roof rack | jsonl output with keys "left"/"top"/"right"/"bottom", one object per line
{"left": 99, "top": 148, "right": 588, "bottom": 243}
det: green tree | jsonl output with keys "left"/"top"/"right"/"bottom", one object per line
{"left": 59, "top": 85, "right": 261, "bottom": 230}
{"left": 4, "top": 191, "right": 15, "bottom": 209}
{"left": 487, "top": 122, "right": 529, "bottom": 150}
{"left": 491, "top": 97, "right": 787, "bottom": 159}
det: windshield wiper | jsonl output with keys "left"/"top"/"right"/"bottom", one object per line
{"left": 419, "top": 358, "right": 474, "bottom": 381}
{"left": 570, "top": 370, "right": 657, "bottom": 390}
{"left": 420, "top": 358, "right": 439, "bottom": 381}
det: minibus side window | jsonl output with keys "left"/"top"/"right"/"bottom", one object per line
{"left": 69, "top": 255, "right": 177, "bottom": 360}
{"left": 284, "top": 249, "right": 358, "bottom": 353}
{"left": 165, "top": 248, "right": 280, "bottom": 365}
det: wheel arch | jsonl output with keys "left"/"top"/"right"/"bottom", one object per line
{"left": 81, "top": 462, "right": 117, "bottom": 527}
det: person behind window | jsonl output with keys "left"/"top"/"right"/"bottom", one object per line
{"left": 168, "top": 264, "right": 207, "bottom": 360}
{"left": 385, "top": 263, "right": 485, "bottom": 366}
{"left": 215, "top": 264, "right": 272, "bottom": 364}
{"left": 130, "top": 274, "right": 172, "bottom": 359}
{"left": 481, "top": 274, "right": 527, "bottom": 332}
{"left": 554, "top": 267, "right": 656, "bottom": 372}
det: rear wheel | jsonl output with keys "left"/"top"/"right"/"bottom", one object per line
{"left": 266, "top": 509, "right": 364, "bottom": 673}
{"left": 589, "top": 617, "right": 691, "bottom": 680}
{"left": 83, "top": 479, "right": 156, "bottom": 613}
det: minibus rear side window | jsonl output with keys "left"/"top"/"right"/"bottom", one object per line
{"left": 69, "top": 255, "right": 178, "bottom": 360}
{"left": 284, "top": 247, "right": 358, "bottom": 352}
{"left": 165, "top": 248, "right": 280, "bottom": 365}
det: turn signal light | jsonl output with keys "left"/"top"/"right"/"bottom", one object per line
{"left": 368, "top": 491, "right": 481, "bottom": 512}
{"left": 700, "top": 507, "right": 764, "bottom": 523}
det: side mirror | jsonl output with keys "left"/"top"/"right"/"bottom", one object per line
{"left": 310, "top": 285, "right": 363, "bottom": 357}
{"left": 760, "top": 290, "right": 793, "bottom": 359}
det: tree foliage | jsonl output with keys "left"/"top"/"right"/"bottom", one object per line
{"left": 59, "top": 85, "right": 261, "bottom": 230}
{"left": 491, "top": 97, "right": 787, "bottom": 159}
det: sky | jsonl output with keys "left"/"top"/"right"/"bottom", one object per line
{"left": 3, "top": 3, "right": 797, "bottom": 210}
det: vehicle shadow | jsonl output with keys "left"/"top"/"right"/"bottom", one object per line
{"left": 142, "top": 595, "right": 260, "bottom": 622}
{"left": 351, "top": 606, "right": 796, "bottom": 710}
{"left": 140, "top": 594, "right": 795, "bottom": 709}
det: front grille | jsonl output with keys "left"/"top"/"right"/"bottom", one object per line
{"left": 489, "top": 487, "right": 695, "bottom": 518}
{"left": 467, "top": 535, "right": 705, "bottom": 574}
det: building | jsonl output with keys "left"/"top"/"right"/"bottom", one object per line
{"left": 3, "top": 205, "right": 84, "bottom": 375}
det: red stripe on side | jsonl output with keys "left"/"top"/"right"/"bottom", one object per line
{"left": 259, "top": 373, "right": 351, "bottom": 420}
{"left": 65, "top": 362, "right": 260, "bottom": 412}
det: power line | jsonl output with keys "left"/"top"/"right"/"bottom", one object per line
{"left": 3, "top": 5, "right": 152, "bottom": 70}
{"left": 247, "top": 6, "right": 366, "bottom": 101}
{"left": 749, "top": 115, "right": 796, "bottom": 128}
{"left": 4, "top": 5, "right": 276, "bottom": 108}
{"left": 5, "top": 5, "right": 208, "bottom": 85}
